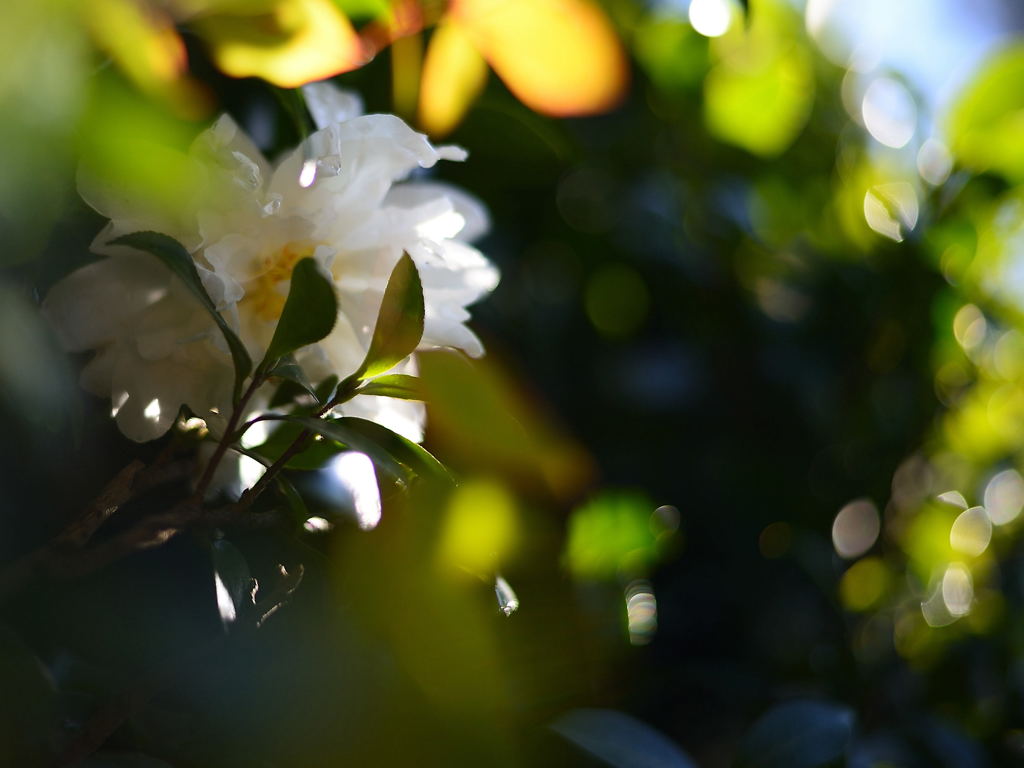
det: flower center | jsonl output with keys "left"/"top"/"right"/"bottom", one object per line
{"left": 242, "top": 241, "right": 318, "bottom": 322}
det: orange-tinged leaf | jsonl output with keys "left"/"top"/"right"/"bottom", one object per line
{"left": 450, "top": 0, "right": 628, "bottom": 117}
{"left": 194, "top": 0, "right": 366, "bottom": 88}
{"left": 418, "top": 20, "right": 488, "bottom": 136}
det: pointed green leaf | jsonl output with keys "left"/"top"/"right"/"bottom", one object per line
{"left": 266, "top": 355, "right": 318, "bottom": 399}
{"left": 261, "top": 257, "right": 338, "bottom": 368}
{"left": 315, "top": 374, "right": 340, "bottom": 404}
{"left": 112, "top": 231, "right": 252, "bottom": 398}
{"left": 356, "top": 253, "right": 424, "bottom": 380}
{"left": 336, "top": 417, "right": 451, "bottom": 484}
{"left": 274, "top": 472, "right": 311, "bottom": 525}
{"left": 281, "top": 415, "right": 450, "bottom": 484}
{"left": 358, "top": 373, "right": 424, "bottom": 400}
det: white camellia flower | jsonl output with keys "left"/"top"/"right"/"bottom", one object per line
{"left": 43, "top": 82, "right": 498, "bottom": 446}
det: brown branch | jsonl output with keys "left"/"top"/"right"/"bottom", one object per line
{"left": 0, "top": 460, "right": 144, "bottom": 603}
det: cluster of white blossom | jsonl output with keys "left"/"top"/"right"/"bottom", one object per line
{"left": 43, "top": 82, "right": 498, "bottom": 447}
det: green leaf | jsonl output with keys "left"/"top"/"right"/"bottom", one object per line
{"left": 261, "top": 257, "right": 338, "bottom": 369}
{"left": 210, "top": 539, "right": 255, "bottom": 631}
{"left": 338, "top": 417, "right": 451, "bottom": 484}
{"left": 332, "top": 0, "right": 390, "bottom": 22}
{"left": 315, "top": 374, "right": 340, "bottom": 404}
{"left": 250, "top": 421, "right": 344, "bottom": 470}
{"left": 551, "top": 708, "right": 698, "bottom": 768}
{"left": 274, "top": 472, "right": 311, "bottom": 525}
{"left": 358, "top": 373, "right": 424, "bottom": 400}
{"left": 356, "top": 253, "right": 424, "bottom": 380}
{"left": 112, "top": 231, "right": 252, "bottom": 398}
{"left": 281, "top": 415, "right": 449, "bottom": 484}
{"left": 947, "top": 44, "right": 1024, "bottom": 181}
{"left": 735, "top": 700, "right": 854, "bottom": 768}
{"left": 266, "top": 355, "right": 318, "bottom": 400}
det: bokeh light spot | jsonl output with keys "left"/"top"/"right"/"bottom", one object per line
{"left": 949, "top": 506, "right": 991, "bottom": 556}
{"left": 832, "top": 499, "right": 880, "bottom": 559}
{"left": 984, "top": 469, "right": 1024, "bottom": 525}
{"left": 861, "top": 76, "right": 916, "bottom": 149}
{"left": 688, "top": 0, "right": 733, "bottom": 38}
{"left": 625, "top": 579, "right": 658, "bottom": 645}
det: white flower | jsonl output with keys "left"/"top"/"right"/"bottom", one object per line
{"left": 43, "top": 83, "right": 498, "bottom": 444}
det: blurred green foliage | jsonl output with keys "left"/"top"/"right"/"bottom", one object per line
{"left": 6, "top": 0, "right": 1024, "bottom": 766}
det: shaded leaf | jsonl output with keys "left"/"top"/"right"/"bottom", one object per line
{"left": 356, "top": 253, "right": 424, "bottom": 379}
{"left": 266, "top": 355, "right": 317, "bottom": 405}
{"left": 275, "top": 472, "right": 311, "bottom": 525}
{"left": 112, "top": 231, "right": 252, "bottom": 397}
{"left": 736, "top": 700, "right": 855, "bottom": 768}
{"left": 251, "top": 420, "right": 345, "bottom": 470}
{"left": 551, "top": 708, "right": 697, "bottom": 768}
{"left": 315, "top": 374, "right": 340, "bottom": 404}
{"left": 261, "top": 257, "right": 338, "bottom": 369}
{"left": 210, "top": 539, "right": 255, "bottom": 630}
{"left": 359, "top": 373, "right": 424, "bottom": 400}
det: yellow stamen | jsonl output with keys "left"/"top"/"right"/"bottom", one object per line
{"left": 242, "top": 242, "right": 318, "bottom": 322}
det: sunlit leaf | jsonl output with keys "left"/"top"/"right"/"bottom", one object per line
{"left": 282, "top": 415, "right": 449, "bottom": 483}
{"left": 194, "top": 0, "right": 366, "bottom": 88}
{"left": 211, "top": 539, "right": 255, "bottom": 630}
{"left": 704, "top": 5, "right": 813, "bottom": 157}
{"left": 78, "top": 72, "right": 205, "bottom": 237}
{"left": 552, "top": 708, "right": 698, "bottom": 768}
{"left": 418, "top": 20, "right": 488, "bottom": 137}
{"left": 947, "top": 44, "right": 1024, "bottom": 181}
{"left": 451, "top": 0, "right": 629, "bottom": 117}
{"left": 419, "top": 350, "right": 593, "bottom": 499}
{"left": 359, "top": 373, "right": 424, "bottom": 400}
{"left": 564, "top": 491, "right": 663, "bottom": 580}
{"left": 85, "top": 0, "right": 207, "bottom": 118}
{"left": 355, "top": 253, "right": 424, "bottom": 379}
{"left": 437, "top": 478, "right": 518, "bottom": 574}
{"left": 261, "top": 257, "right": 338, "bottom": 369}
{"left": 332, "top": 0, "right": 390, "bottom": 21}
{"left": 735, "top": 700, "right": 854, "bottom": 768}
{"left": 112, "top": 231, "right": 253, "bottom": 398}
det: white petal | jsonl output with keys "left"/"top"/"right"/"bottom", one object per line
{"left": 386, "top": 182, "right": 490, "bottom": 242}
{"left": 301, "top": 81, "right": 364, "bottom": 128}
{"left": 42, "top": 255, "right": 171, "bottom": 352}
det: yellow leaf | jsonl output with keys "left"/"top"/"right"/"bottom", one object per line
{"left": 418, "top": 20, "right": 488, "bottom": 137}
{"left": 85, "top": 0, "right": 209, "bottom": 117}
{"left": 451, "top": 0, "right": 628, "bottom": 117}
{"left": 194, "top": 0, "right": 366, "bottom": 88}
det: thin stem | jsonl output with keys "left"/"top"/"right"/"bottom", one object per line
{"left": 194, "top": 374, "right": 264, "bottom": 500}
{"left": 230, "top": 378, "right": 362, "bottom": 513}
